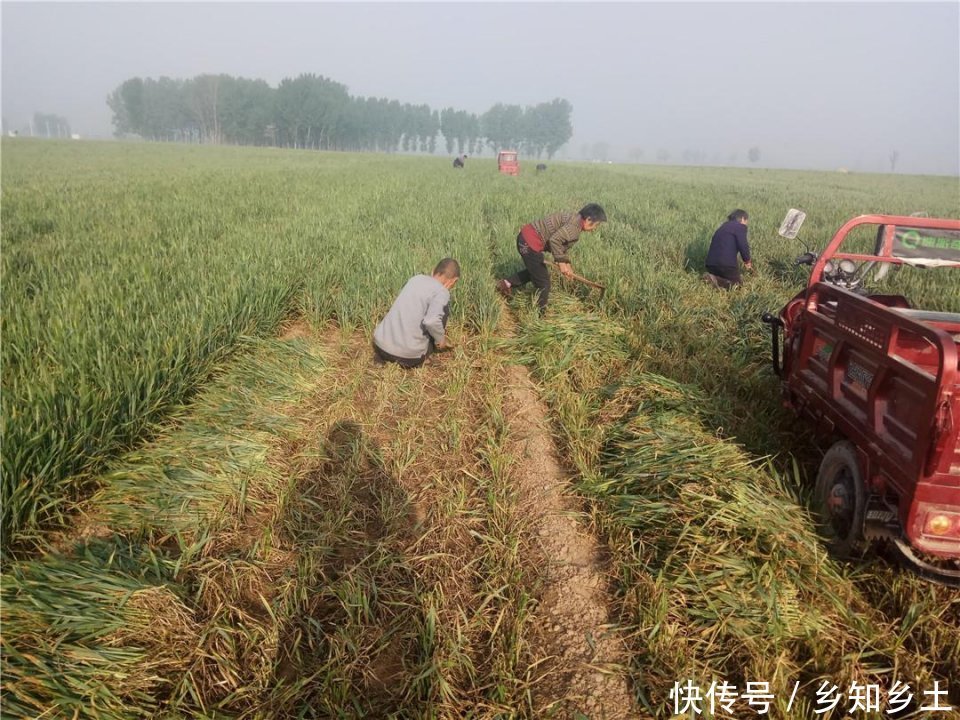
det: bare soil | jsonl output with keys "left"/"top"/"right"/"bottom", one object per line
{"left": 277, "top": 316, "right": 312, "bottom": 341}
{"left": 502, "top": 365, "right": 636, "bottom": 719}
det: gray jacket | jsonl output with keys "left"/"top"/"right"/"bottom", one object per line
{"left": 374, "top": 275, "right": 450, "bottom": 359}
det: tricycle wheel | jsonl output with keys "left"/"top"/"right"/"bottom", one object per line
{"left": 815, "top": 440, "right": 867, "bottom": 559}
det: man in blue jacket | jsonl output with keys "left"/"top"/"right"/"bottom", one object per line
{"left": 704, "top": 209, "right": 752, "bottom": 289}
{"left": 373, "top": 258, "right": 459, "bottom": 368}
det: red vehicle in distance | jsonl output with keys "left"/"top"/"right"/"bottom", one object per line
{"left": 763, "top": 213, "right": 960, "bottom": 585}
{"left": 497, "top": 150, "right": 520, "bottom": 176}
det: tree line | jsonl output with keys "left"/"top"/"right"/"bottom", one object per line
{"left": 107, "top": 73, "right": 573, "bottom": 158}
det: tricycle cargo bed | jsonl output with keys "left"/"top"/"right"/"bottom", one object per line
{"left": 792, "top": 284, "right": 958, "bottom": 487}
{"left": 764, "top": 213, "right": 960, "bottom": 582}
{"left": 890, "top": 308, "right": 960, "bottom": 342}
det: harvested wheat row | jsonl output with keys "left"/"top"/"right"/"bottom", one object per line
{"left": 510, "top": 295, "right": 954, "bottom": 717}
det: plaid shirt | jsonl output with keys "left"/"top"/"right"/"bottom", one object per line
{"left": 529, "top": 212, "right": 584, "bottom": 263}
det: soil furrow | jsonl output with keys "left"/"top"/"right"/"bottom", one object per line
{"left": 503, "top": 364, "right": 636, "bottom": 719}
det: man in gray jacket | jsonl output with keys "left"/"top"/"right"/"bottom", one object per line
{"left": 373, "top": 258, "right": 460, "bottom": 368}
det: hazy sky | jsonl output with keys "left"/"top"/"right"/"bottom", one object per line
{"left": 2, "top": 1, "right": 958, "bottom": 174}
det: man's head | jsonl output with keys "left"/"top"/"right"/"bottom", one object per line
{"left": 579, "top": 203, "right": 607, "bottom": 232}
{"left": 728, "top": 209, "right": 749, "bottom": 225}
{"left": 432, "top": 258, "right": 461, "bottom": 289}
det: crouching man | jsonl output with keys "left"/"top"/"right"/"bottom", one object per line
{"left": 373, "top": 258, "right": 460, "bottom": 368}
{"left": 704, "top": 209, "right": 752, "bottom": 289}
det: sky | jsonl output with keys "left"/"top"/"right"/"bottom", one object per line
{"left": 2, "top": 1, "right": 958, "bottom": 175}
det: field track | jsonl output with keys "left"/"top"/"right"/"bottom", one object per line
{"left": 502, "top": 362, "right": 633, "bottom": 717}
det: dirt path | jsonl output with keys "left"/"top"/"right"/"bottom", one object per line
{"left": 502, "top": 364, "right": 636, "bottom": 719}
{"left": 278, "top": 321, "right": 637, "bottom": 716}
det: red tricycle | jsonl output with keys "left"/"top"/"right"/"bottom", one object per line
{"left": 763, "top": 212, "right": 960, "bottom": 584}
{"left": 497, "top": 150, "right": 519, "bottom": 176}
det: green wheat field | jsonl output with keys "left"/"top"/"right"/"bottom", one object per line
{"left": 2, "top": 138, "right": 959, "bottom": 718}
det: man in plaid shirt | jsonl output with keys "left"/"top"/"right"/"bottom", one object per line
{"left": 496, "top": 203, "right": 607, "bottom": 314}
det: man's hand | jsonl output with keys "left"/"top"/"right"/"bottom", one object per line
{"left": 744, "top": 261, "right": 754, "bottom": 271}
{"left": 436, "top": 338, "right": 453, "bottom": 352}
{"left": 558, "top": 262, "right": 574, "bottom": 279}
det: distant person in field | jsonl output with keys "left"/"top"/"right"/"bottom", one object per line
{"left": 373, "top": 258, "right": 460, "bottom": 368}
{"left": 496, "top": 203, "right": 607, "bottom": 314}
{"left": 703, "top": 209, "right": 752, "bottom": 289}
{"left": 453, "top": 154, "right": 466, "bottom": 168}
